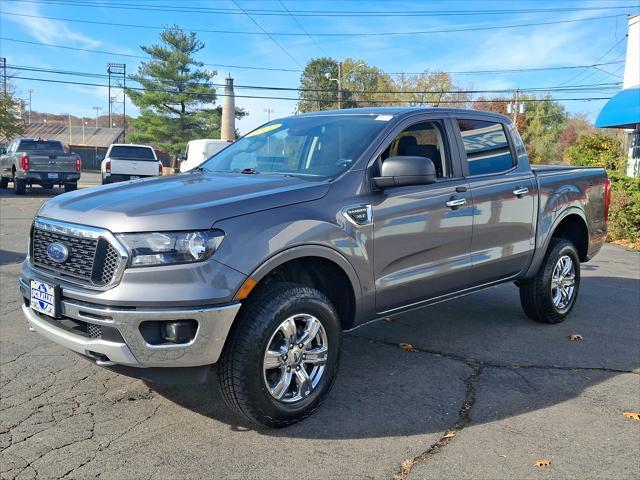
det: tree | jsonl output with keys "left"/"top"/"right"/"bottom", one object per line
{"left": 566, "top": 132, "right": 626, "bottom": 171}
{"left": 0, "top": 80, "right": 24, "bottom": 141}
{"left": 127, "top": 26, "right": 246, "bottom": 157}
{"left": 558, "top": 114, "right": 593, "bottom": 161}
{"left": 296, "top": 57, "right": 468, "bottom": 112}
{"left": 520, "top": 96, "right": 567, "bottom": 164}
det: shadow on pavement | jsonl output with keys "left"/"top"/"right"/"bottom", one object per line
{"left": 0, "top": 249, "right": 25, "bottom": 266}
{"left": 151, "top": 275, "right": 640, "bottom": 438}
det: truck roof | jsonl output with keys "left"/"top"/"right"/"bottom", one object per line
{"left": 292, "top": 107, "right": 511, "bottom": 123}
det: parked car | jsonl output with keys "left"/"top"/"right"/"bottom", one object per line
{"left": 20, "top": 108, "right": 610, "bottom": 427}
{"left": 178, "top": 139, "right": 232, "bottom": 173}
{"left": 101, "top": 144, "right": 163, "bottom": 184}
{"left": 0, "top": 138, "right": 81, "bottom": 194}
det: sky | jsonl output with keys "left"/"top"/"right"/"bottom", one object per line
{"left": 0, "top": 0, "right": 636, "bottom": 134}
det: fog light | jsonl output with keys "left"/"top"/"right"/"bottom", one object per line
{"left": 161, "top": 320, "right": 197, "bottom": 344}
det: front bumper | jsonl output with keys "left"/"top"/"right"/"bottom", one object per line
{"left": 20, "top": 277, "right": 241, "bottom": 368}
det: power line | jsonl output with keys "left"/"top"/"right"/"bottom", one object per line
{"left": 0, "top": 10, "right": 629, "bottom": 37}
{"left": 11, "top": 75, "right": 615, "bottom": 104}
{"left": 7, "top": 64, "right": 622, "bottom": 95}
{"left": 0, "top": 37, "right": 626, "bottom": 77}
{"left": 230, "top": 0, "right": 302, "bottom": 67}
{"left": 277, "top": 0, "right": 330, "bottom": 57}
{"left": 4, "top": 0, "right": 638, "bottom": 17}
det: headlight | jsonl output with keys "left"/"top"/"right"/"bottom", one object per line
{"left": 117, "top": 230, "right": 224, "bottom": 267}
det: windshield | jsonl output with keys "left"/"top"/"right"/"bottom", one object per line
{"left": 109, "top": 146, "right": 156, "bottom": 160}
{"left": 200, "top": 114, "right": 390, "bottom": 179}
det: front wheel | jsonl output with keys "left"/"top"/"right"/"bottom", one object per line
{"left": 218, "top": 282, "right": 342, "bottom": 428}
{"left": 519, "top": 239, "right": 581, "bottom": 324}
{"left": 64, "top": 183, "right": 77, "bottom": 192}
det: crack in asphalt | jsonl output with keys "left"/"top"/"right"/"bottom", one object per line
{"left": 350, "top": 336, "right": 639, "bottom": 479}
{"left": 355, "top": 336, "right": 639, "bottom": 375}
{"left": 394, "top": 364, "right": 483, "bottom": 480}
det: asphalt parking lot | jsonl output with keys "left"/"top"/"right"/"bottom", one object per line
{"left": 1, "top": 177, "right": 639, "bottom": 480}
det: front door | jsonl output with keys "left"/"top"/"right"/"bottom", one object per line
{"left": 372, "top": 119, "right": 474, "bottom": 313}
{"left": 453, "top": 117, "right": 536, "bottom": 284}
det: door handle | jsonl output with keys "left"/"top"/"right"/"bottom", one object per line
{"left": 513, "top": 187, "right": 529, "bottom": 197}
{"left": 445, "top": 198, "right": 467, "bottom": 209}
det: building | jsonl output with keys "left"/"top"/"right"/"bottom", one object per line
{"left": 595, "top": 15, "right": 640, "bottom": 177}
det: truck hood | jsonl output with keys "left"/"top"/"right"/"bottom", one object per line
{"left": 38, "top": 172, "right": 330, "bottom": 232}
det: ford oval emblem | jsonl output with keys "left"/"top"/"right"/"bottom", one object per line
{"left": 46, "top": 242, "right": 69, "bottom": 263}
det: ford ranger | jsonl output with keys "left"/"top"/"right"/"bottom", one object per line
{"left": 101, "top": 144, "right": 163, "bottom": 184}
{"left": 19, "top": 108, "right": 610, "bottom": 427}
{"left": 1, "top": 138, "right": 81, "bottom": 194}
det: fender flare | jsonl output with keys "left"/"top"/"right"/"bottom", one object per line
{"left": 524, "top": 206, "right": 588, "bottom": 279}
{"left": 246, "top": 244, "right": 363, "bottom": 300}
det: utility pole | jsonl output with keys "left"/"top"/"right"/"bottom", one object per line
{"left": 1, "top": 57, "right": 6, "bottom": 97}
{"left": 28, "top": 89, "right": 33, "bottom": 124}
{"left": 92, "top": 106, "right": 102, "bottom": 128}
{"left": 325, "top": 61, "right": 364, "bottom": 110}
{"left": 1, "top": 57, "right": 6, "bottom": 117}
{"left": 507, "top": 89, "right": 525, "bottom": 128}
{"left": 263, "top": 108, "right": 274, "bottom": 122}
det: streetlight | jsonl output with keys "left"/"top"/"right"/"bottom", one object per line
{"left": 325, "top": 62, "right": 365, "bottom": 109}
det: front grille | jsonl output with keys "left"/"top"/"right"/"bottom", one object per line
{"left": 31, "top": 225, "right": 122, "bottom": 287}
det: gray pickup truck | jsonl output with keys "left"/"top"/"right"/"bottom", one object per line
{"left": 19, "top": 108, "right": 610, "bottom": 427}
{"left": 1, "top": 138, "right": 81, "bottom": 194}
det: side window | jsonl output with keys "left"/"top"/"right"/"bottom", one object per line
{"left": 457, "top": 119, "right": 515, "bottom": 175}
{"left": 382, "top": 121, "right": 451, "bottom": 178}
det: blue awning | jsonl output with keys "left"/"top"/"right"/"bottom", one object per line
{"left": 595, "top": 86, "right": 640, "bottom": 129}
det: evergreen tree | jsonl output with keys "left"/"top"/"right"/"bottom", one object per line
{"left": 127, "top": 26, "right": 246, "bottom": 156}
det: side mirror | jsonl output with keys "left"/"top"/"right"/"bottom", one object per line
{"left": 373, "top": 156, "right": 437, "bottom": 188}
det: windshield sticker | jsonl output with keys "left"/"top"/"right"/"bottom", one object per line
{"left": 375, "top": 115, "right": 393, "bottom": 121}
{"left": 246, "top": 123, "right": 282, "bottom": 137}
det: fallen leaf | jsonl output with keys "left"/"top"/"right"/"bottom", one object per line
{"left": 623, "top": 412, "right": 640, "bottom": 421}
{"left": 399, "top": 342, "right": 417, "bottom": 352}
{"left": 534, "top": 459, "right": 551, "bottom": 468}
{"left": 383, "top": 316, "right": 394, "bottom": 322}
{"left": 443, "top": 430, "right": 456, "bottom": 439}
{"left": 400, "top": 458, "right": 414, "bottom": 473}
{"left": 568, "top": 334, "right": 583, "bottom": 341}
{"left": 499, "top": 454, "right": 507, "bottom": 458}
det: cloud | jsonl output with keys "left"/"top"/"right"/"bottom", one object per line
{"left": 2, "top": 3, "right": 101, "bottom": 49}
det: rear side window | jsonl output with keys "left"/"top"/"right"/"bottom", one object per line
{"left": 17, "top": 140, "right": 65, "bottom": 153}
{"left": 109, "top": 146, "right": 156, "bottom": 160}
{"left": 457, "top": 119, "right": 515, "bottom": 175}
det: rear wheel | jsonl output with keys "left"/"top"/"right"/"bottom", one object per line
{"left": 64, "top": 183, "right": 77, "bottom": 193}
{"left": 13, "top": 172, "right": 26, "bottom": 195}
{"left": 219, "top": 282, "right": 342, "bottom": 428}
{"left": 0, "top": 177, "right": 8, "bottom": 189}
{"left": 519, "top": 239, "right": 580, "bottom": 324}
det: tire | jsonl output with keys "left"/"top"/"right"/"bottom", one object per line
{"left": 0, "top": 177, "right": 8, "bottom": 189}
{"left": 64, "top": 183, "right": 77, "bottom": 192}
{"left": 13, "top": 173, "right": 26, "bottom": 195}
{"left": 219, "top": 282, "right": 342, "bottom": 428}
{"left": 519, "top": 238, "right": 581, "bottom": 324}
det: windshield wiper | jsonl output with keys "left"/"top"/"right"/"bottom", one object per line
{"left": 189, "top": 166, "right": 209, "bottom": 173}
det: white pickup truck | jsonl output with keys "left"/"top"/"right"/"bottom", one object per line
{"left": 101, "top": 144, "right": 163, "bottom": 184}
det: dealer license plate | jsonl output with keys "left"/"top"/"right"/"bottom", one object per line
{"left": 48, "top": 173, "right": 58, "bottom": 179}
{"left": 30, "top": 280, "right": 57, "bottom": 317}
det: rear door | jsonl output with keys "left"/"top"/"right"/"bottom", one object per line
{"left": 109, "top": 146, "right": 158, "bottom": 176}
{"left": 372, "top": 115, "right": 474, "bottom": 313}
{"left": 452, "top": 116, "right": 536, "bottom": 284}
